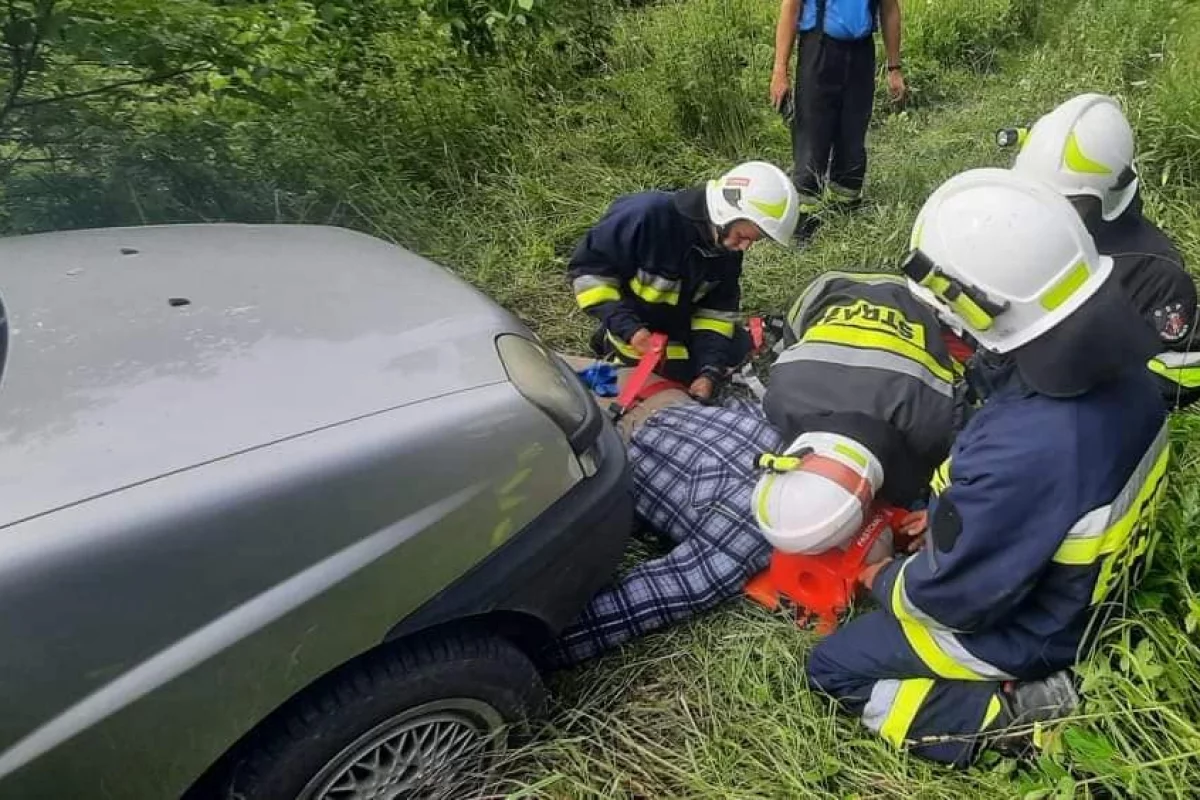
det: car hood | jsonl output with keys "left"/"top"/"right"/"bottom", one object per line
{"left": 0, "top": 224, "right": 520, "bottom": 528}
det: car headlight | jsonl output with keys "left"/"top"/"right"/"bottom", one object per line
{"left": 495, "top": 334, "right": 602, "bottom": 455}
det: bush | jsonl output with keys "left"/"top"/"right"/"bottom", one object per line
{"left": 1137, "top": 2, "right": 1200, "bottom": 191}
{"left": 903, "top": 0, "right": 1024, "bottom": 73}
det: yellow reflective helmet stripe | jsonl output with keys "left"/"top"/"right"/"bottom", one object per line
{"left": 801, "top": 323, "right": 957, "bottom": 384}
{"left": 1040, "top": 261, "right": 1090, "bottom": 311}
{"left": 879, "top": 678, "right": 936, "bottom": 748}
{"left": 756, "top": 473, "right": 777, "bottom": 527}
{"left": 834, "top": 443, "right": 868, "bottom": 468}
{"left": 576, "top": 285, "right": 622, "bottom": 309}
{"left": 910, "top": 219, "right": 925, "bottom": 250}
{"left": 1063, "top": 131, "right": 1113, "bottom": 175}
{"left": 750, "top": 197, "right": 788, "bottom": 221}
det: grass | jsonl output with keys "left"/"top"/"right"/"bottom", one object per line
{"left": 347, "top": 0, "right": 1200, "bottom": 795}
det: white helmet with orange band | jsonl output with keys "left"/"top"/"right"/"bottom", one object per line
{"left": 750, "top": 431, "right": 884, "bottom": 554}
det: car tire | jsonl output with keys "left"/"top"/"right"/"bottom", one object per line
{"left": 214, "top": 631, "right": 547, "bottom": 800}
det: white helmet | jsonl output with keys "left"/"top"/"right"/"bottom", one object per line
{"left": 1012, "top": 93, "right": 1138, "bottom": 222}
{"left": 905, "top": 167, "right": 1161, "bottom": 397}
{"left": 904, "top": 167, "right": 1110, "bottom": 354}
{"left": 706, "top": 161, "right": 801, "bottom": 245}
{"left": 751, "top": 431, "right": 884, "bottom": 555}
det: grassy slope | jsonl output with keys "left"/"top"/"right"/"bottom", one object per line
{"left": 371, "top": 0, "right": 1200, "bottom": 796}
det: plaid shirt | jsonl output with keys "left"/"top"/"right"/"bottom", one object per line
{"left": 543, "top": 400, "right": 783, "bottom": 668}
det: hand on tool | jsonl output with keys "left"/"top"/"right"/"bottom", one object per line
{"left": 859, "top": 557, "right": 893, "bottom": 590}
{"left": 897, "top": 509, "right": 928, "bottom": 552}
{"left": 630, "top": 328, "right": 655, "bottom": 355}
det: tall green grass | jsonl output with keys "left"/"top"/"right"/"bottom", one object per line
{"left": 331, "top": 0, "right": 1200, "bottom": 796}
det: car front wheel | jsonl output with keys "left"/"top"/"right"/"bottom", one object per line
{"left": 216, "top": 631, "right": 547, "bottom": 800}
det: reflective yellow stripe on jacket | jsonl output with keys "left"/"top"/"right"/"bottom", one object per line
{"left": 1052, "top": 421, "right": 1170, "bottom": 604}
{"left": 1148, "top": 351, "right": 1200, "bottom": 389}
{"left": 890, "top": 563, "right": 1013, "bottom": 681}
{"left": 628, "top": 270, "right": 681, "bottom": 306}
{"left": 606, "top": 331, "right": 689, "bottom": 361}
{"left": 802, "top": 323, "right": 956, "bottom": 385}
{"left": 572, "top": 275, "right": 621, "bottom": 310}
{"left": 691, "top": 308, "right": 737, "bottom": 337}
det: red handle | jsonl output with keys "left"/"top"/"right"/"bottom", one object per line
{"left": 614, "top": 332, "right": 669, "bottom": 412}
{"left": 749, "top": 316, "right": 765, "bottom": 352}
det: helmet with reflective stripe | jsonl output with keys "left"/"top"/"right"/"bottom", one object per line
{"left": 706, "top": 161, "right": 801, "bottom": 245}
{"left": 751, "top": 431, "right": 884, "bottom": 554}
{"left": 904, "top": 168, "right": 1111, "bottom": 354}
{"left": 1012, "top": 93, "right": 1138, "bottom": 222}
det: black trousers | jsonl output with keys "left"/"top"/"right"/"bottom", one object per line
{"left": 791, "top": 31, "right": 876, "bottom": 201}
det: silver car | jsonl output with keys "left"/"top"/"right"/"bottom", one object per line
{"left": 0, "top": 224, "right": 633, "bottom": 799}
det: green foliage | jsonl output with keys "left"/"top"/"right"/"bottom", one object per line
{"left": 1137, "top": 1, "right": 1200, "bottom": 191}
{"left": 903, "top": 0, "right": 1026, "bottom": 73}
{"left": 0, "top": 0, "right": 325, "bottom": 232}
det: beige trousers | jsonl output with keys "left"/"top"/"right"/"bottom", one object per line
{"left": 558, "top": 354, "right": 697, "bottom": 444}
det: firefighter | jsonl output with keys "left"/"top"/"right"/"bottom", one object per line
{"left": 540, "top": 272, "right": 972, "bottom": 669}
{"left": 806, "top": 167, "right": 1168, "bottom": 767}
{"left": 566, "top": 161, "right": 800, "bottom": 400}
{"left": 770, "top": 0, "right": 905, "bottom": 230}
{"left": 1009, "top": 92, "right": 1199, "bottom": 407}
{"left": 765, "top": 270, "right": 973, "bottom": 508}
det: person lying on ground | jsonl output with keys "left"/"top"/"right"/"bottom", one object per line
{"left": 805, "top": 167, "right": 1168, "bottom": 768}
{"left": 565, "top": 161, "right": 800, "bottom": 401}
{"left": 541, "top": 270, "right": 973, "bottom": 669}
{"left": 1005, "top": 92, "right": 1198, "bottom": 408}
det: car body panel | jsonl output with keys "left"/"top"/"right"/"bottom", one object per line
{"left": 0, "top": 382, "right": 587, "bottom": 798}
{"left": 0, "top": 224, "right": 513, "bottom": 529}
{"left": 0, "top": 223, "right": 633, "bottom": 800}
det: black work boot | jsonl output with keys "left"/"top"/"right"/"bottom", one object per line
{"left": 985, "top": 671, "right": 1081, "bottom": 759}
{"left": 793, "top": 213, "right": 822, "bottom": 244}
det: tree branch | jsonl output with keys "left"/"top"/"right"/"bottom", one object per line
{"left": 0, "top": 1, "right": 56, "bottom": 132}
{"left": 9, "top": 64, "right": 212, "bottom": 110}
{"left": 9, "top": 154, "right": 72, "bottom": 164}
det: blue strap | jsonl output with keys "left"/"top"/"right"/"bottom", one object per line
{"left": 576, "top": 363, "right": 620, "bottom": 398}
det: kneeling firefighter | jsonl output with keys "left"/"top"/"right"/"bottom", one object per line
{"left": 1005, "top": 92, "right": 1198, "bottom": 408}
{"left": 540, "top": 272, "right": 974, "bottom": 669}
{"left": 764, "top": 270, "right": 974, "bottom": 508}
{"left": 566, "top": 161, "right": 801, "bottom": 400}
{"left": 806, "top": 167, "right": 1169, "bottom": 767}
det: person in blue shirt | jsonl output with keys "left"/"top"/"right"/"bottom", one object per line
{"left": 771, "top": 0, "right": 905, "bottom": 234}
{"left": 806, "top": 168, "right": 1169, "bottom": 766}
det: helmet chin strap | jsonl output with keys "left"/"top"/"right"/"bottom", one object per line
{"left": 696, "top": 223, "right": 732, "bottom": 257}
